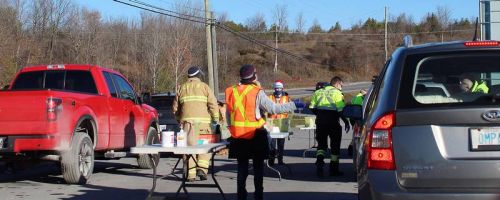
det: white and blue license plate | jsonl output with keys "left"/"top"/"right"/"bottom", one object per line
{"left": 470, "top": 128, "right": 500, "bottom": 150}
{"left": 0, "top": 137, "right": 5, "bottom": 148}
{"left": 159, "top": 125, "right": 167, "bottom": 131}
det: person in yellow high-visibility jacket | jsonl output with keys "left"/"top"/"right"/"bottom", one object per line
{"left": 309, "top": 76, "right": 350, "bottom": 177}
{"left": 267, "top": 80, "right": 290, "bottom": 166}
{"left": 348, "top": 89, "right": 367, "bottom": 156}
{"left": 173, "top": 66, "right": 219, "bottom": 182}
{"left": 460, "top": 78, "right": 489, "bottom": 94}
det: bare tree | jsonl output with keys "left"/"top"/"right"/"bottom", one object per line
{"left": 295, "top": 11, "right": 306, "bottom": 33}
{"left": 273, "top": 4, "right": 288, "bottom": 32}
{"left": 437, "top": 6, "right": 452, "bottom": 29}
{"left": 245, "top": 12, "right": 266, "bottom": 32}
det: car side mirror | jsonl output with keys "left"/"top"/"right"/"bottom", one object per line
{"left": 342, "top": 105, "right": 362, "bottom": 120}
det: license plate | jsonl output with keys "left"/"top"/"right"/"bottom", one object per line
{"left": 470, "top": 128, "right": 500, "bottom": 151}
{"left": 0, "top": 137, "right": 5, "bottom": 148}
{"left": 159, "top": 125, "right": 167, "bottom": 131}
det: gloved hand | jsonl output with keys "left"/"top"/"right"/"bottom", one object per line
{"left": 344, "top": 124, "right": 351, "bottom": 133}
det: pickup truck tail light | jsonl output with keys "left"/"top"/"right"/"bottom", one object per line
{"left": 47, "top": 97, "right": 62, "bottom": 121}
{"left": 366, "top": 112, "right": 396, "bottom": 170}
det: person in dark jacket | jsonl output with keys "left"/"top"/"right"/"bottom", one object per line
{"left": 226, "top": 64, "right": 296, "bottom": 200}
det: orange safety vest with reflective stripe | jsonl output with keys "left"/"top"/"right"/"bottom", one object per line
{"left": 225, "top": 84, "right": 266, "bottom": 139}
{"left": 268, "top": 95, "right": 290, "bottom": 119}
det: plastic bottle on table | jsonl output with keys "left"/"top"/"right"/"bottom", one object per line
{"left": 176, "top": 128, "right": 187, "bottom": 147}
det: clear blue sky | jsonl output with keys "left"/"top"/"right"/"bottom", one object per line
{"left": 76, "top": 0, "right": 478, "bottom": 30}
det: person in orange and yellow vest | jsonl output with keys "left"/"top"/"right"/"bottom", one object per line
{"left": 173, "top": 66, "right": 219, "bottom": 182}
{"left": 267, "top": 80, "right": 290, "bottom": 166}
{"left": 226, "top": 65, "right": 296, "bottom": 200}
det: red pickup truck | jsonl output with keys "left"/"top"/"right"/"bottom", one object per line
{"left": 0, "top": 64, "right": 160, "bottom": 184}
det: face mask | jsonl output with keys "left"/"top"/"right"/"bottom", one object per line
{"left": 274, "top": 89, "right": 283, "bottom": 97}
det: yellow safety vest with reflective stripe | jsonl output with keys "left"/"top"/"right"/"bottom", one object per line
{"left": 225, "top": 84, "right": 266, "bottom": 139}
{"left": 173, "top": 77, "right": 219, "bottom": 124}
{"left": 351, "top": 93, "right": 364, "bottom": 106}
{"left": 471, "top": 81, "right": 489, "bottom": 94}
{"left": 309, "top": 85, "right": 345, "bottom": 111}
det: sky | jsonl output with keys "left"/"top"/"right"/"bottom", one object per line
{"left": 75, "top": 0, "right": 479, "bottom": 30}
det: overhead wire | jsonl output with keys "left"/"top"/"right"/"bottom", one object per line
{"left": 113, "top": 0, "right": 330, "bottom": 67}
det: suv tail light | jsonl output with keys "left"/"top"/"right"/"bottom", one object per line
{"left": 366, "top": 112, "right": 395, "bottom": 170}
{"left": 47, "top": 97, "right": 62, "bottom": 121}
{"left": 464, "top": 41, "right": 500, "bottom": 47}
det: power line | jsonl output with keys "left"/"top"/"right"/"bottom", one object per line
{"left": 113, "top": 0, "right": 331, "bottom": 68}
{"left": 129, "top": 0, "right": 206, "bottom": 20}
{"left": 112, "top": 0, "right": 208, "bottom": 24}
{"left": 216, "top": 23, "right": 330, "bottom": 67}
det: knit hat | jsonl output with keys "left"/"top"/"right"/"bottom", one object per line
{"left": 273, "top": 80, "right": 284, "bottom": 89}
{"left": 239, "top": 64, "right": 256, "bottom": 81}
{"left": 187, "top": 66, "right": 201, "bottom": 77}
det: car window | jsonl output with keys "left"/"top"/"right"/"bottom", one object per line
{"left": 11, "top": 71, "right": 45, "bottom": 90}
{"left": 151, "top": 97, "right": 174, "bottom": 110}
{"left": 112, "top": 74, "right": 137, "bottom": 102}
{"left": 44, "top": 71, "right": 65, "bottom": 90}
{"left": 65, "top": 71, "right": 97, "bottom": 94}
{"left": 103, "top": 72, "right": 118, "bottom": 98}
{"left": 399, "top": 52, "right": 500, "bottom": 108}
{"left": 365, "top": 59, "right": 391, "bottom": 118}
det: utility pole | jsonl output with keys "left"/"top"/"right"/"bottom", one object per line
{"left": 211, "top": 11, "right": 219, "bottom": 98}
{"left": 274, "top": 24, "right": 278, "bottom": 81}
{"left": 384, "top": 6, "right": 388, "bottom": 61}
{"left": 205, "top": 0, "right": 214, "bottom": 92}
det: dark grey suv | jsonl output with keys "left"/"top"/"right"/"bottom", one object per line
{"left": 346, "top": 39, "right": 500, "bottom": 200}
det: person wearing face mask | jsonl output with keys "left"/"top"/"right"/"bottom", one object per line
{"left": 309, "top": 76, "right": 350, "bottom": 177}
{"left": 267, "top": 80, "right": 290, "bottom": 166}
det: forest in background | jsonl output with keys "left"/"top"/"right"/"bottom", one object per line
{"left": 0, "top": 0, "right": 476, "bottom": 93}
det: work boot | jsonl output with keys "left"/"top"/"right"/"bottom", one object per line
{"left": 315, "top": 158, "right": 325, "bottom": 178}
{"left": 329, "top": 162, "right": 344, "bottom": 176}
{"left": 197, "top": 169, "right": 208, "bottom": 181}
{"left": 187, "top": 177, "right": 196, "bottom": 182}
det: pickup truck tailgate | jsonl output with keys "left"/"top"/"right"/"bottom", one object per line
{"left": 0, "top": 91, "right": 51, "bottom": 134}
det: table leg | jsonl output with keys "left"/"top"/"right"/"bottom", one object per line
{"left": 175, "top": 154, "right": 189, "bottom": 197}
{"left": 303, "top": 129, "right": 318, "bottom": 158}
{"left": 169, "top": 157, "right": 182, "bottom": 180}
{"left": 211, "top": 152, "right": 226, "bottom": 200}
{"left": 147, "top": 154, "right": 158, "bottom": 198}
{"left": 266, "top": 159, "right": 282, "bottom": 181}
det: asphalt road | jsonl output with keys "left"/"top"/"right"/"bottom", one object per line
{"left": 0, "top": 126, "right": 357, "bottom": 200}
{"left": 218, "top": 81, "right": 372, "bottom": 99}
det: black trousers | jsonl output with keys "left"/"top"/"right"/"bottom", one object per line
{"left": 315, "top": 110, "right": 342, "bottom": 165}
{"left": 270, "top": 138, "right": 285, "bottom": 160}
{"left": 237, "top": 157, "right": 264, "bottom": 200}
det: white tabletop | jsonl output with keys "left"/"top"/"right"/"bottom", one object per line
{"left": 130, "top": 142, "right": 229, "bottom": 155}
{"left": 299, "top": 127, "right": 316, "bottom": 130}
{"left": 269, "top": 132, "right": 289, "bottom": 139}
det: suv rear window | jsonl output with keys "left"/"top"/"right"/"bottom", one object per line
{"left": 398, "top": 51, "right": 500, "bottom": 108}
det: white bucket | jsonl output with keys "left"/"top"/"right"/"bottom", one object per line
{"left": 161, "top": 131, "right": 175, "bottom": 147}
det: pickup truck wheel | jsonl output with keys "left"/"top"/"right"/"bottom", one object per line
{"left": 137, "top": 127, "right": 160, "bottom": 169}
{"left": 61, "top": 132, "right": 94, "bottom": 184}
